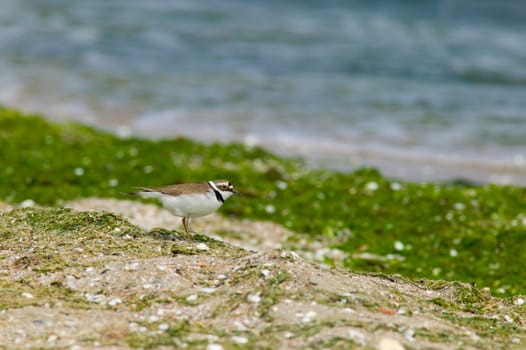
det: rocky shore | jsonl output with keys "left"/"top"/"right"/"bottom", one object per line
{"left": 0, "top": 202, "right": 524, "bottom": 349}
{"left": 1, "top": 107, "right": 526, "bottom": 349}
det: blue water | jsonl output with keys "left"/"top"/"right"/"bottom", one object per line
{"left": 1, "top": 0, "right": 526, "bottom": 183}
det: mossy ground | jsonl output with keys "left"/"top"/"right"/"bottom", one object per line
{"left": 0, "top": 206, "right": 524, "bottom": 349}
{"left": 2, "top": 106, "right": 526, "bottom": 297}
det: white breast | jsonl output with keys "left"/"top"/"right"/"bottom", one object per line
{"left": 160, "top": 192, "right": 223, "bottom": 218}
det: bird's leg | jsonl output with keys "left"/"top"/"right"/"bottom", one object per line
{"left": 182, "top": 217, "right": 190, "bottom": 234}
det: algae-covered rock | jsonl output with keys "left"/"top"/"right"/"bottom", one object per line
{"left": 0, "top": 207, "right": 524, "bottom": 349}
{"left": 2, "top": 107, "right": 526, "bottom": 296}
{"left": 1, "top": 107, "right": 526, "bottom": 348}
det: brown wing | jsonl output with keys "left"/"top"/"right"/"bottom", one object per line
{"left": 148, "top": 182, "right": 210, "bottom": 196}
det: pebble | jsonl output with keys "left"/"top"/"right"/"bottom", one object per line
{"left": 47, "top": 335, "right": 58, "bottom": 343}
{"left": 265, "top": 205, "right": 275, "bottom": 214}
{"left": 196, "top": 243, "right": 210, "bottom": 251}
{"left": 19, "top": 199, "right": 36, "bottom": 208}
{"left": 206, "top": 344, "right": 223, "bottom": 350}
{"left": 65, "top": 275, "right": 77, "bottom": 289}
{"left": 454, "top": 202, "right": 465, "bottom": 211}
{"left": 186, "top": 294, "right": 198, "bottom": 302}
{"left": 394, "top": 241, "right": 404, "bottom": 251}
{"left": 84, "top": 293, "right": 106, "bottom": 304}
{"left": 201, "top": 287, "right": 217, "bottom": 294}
{"left": 74, "top": 168, "right": 84, "bottom": 176}
{"left": 403, "top": 328, "right": 415, "bottom": 341}
{"left": 125, "top": 262, "right": 139, "bottom": 271}
{"left": 232, "top": 336, "right": 248, "bottom": 344}
{"left": 347, "top": 329, "right": 366, "bottom": 345}
{"left": 301, "top": 310, "right": 317, "bottom": 323}
{"left": 390, "top": 182, "right": 402, "bottom": 191}
{"left": 108, "top": 298, "right": 122, "bottom": 307}
{"left": 365, "top": 181, "right": 379, "bottom": 191}
{"left": 247, "top": 294, "right": 261, "bottom": 304}
{"left": 377, "top": 337, "right": 405, "bottom": 350}
{"left": 276, "top": 181, "right": 288, "bottom": 190}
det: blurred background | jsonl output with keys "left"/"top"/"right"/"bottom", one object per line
{"left": 1, "top": 0, "right": 526, "bottom": 183}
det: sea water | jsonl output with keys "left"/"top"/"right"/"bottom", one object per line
{"left": 1, "top": 0, "right": 526, "bottom": 183}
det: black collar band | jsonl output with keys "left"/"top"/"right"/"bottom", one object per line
{"left": 208, "top": 181, "right": 224, "bottom": 203}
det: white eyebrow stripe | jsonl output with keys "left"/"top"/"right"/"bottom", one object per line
{"left": 207, "top": 181, "right": 225, "bottom": 203}
{"left": 208, "top": 181, "right": 220, "bottom": 192}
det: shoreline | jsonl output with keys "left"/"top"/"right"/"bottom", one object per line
{"left": 3, "top": 105, "right": 526, "bottom": 297}
{"left": 21, "top": 104, "right": 526, "bottom": 186}
{"left": 3, "top": 98, "right": 526, "bottom": 185}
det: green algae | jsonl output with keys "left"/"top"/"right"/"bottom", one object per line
{"left": 2, "top": 106, "right": 526, "bottom": 296}
{"left": 0, "top": 278, "right": 79, "bottom": 309}
{"left": 126, "top": 319, "right": 195, "bottom": 349}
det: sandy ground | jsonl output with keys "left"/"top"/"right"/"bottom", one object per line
{"left": 66, "top": 198, "right": 294, "bottom": 253}
{"left": 0, "top": 199, "right": 524, "bottom": 349}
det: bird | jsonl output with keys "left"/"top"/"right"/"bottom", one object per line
{"left": 128, "top": 179, "right": 240, "bottom": 234}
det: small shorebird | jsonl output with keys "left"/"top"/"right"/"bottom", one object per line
{"left": 129, "top": 180, "right": 240, "bottom": 233}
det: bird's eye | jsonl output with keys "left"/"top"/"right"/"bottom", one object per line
{"left": 220, "top": 185, "right": 228, "bottom": 190}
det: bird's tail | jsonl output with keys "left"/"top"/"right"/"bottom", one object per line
{"left": 122, "top": 187, "right": 160, "bottom": 198}
{"left": 124, "top": 187, "right": 163, "bottom": 199}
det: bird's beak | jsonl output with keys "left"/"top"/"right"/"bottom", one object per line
{"left": 232, "top": 189, "right": 242, "bottom": 196}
